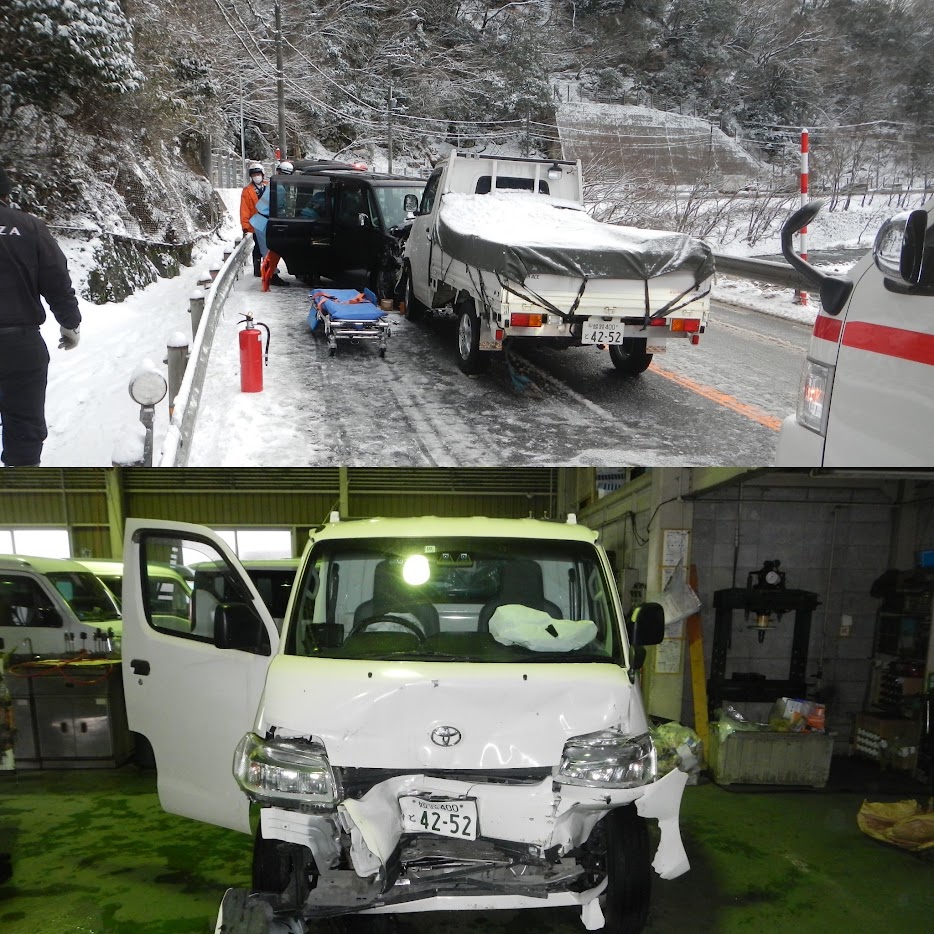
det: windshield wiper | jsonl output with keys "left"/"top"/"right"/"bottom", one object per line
{"left": 515, "top": 653, "right": 612, "bottom": 663}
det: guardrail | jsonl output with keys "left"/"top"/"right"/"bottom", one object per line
{"left": 712, "top": 253, "right": 813, "bottom": 291}
{"left": 157, "top": 235, "right": 253, "bottom": 466}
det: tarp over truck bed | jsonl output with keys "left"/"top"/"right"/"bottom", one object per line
{"left": 435, "top": 191, "right": 715, "bottom": 286}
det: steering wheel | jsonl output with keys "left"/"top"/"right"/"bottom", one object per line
{"left": 350, "top": 614, "right": 425, "bottom": 639}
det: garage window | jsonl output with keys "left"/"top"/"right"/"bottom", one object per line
{"left": 0, "top": 529, "right": 70, "bottom": 557}
{"left": 216, "top": 529, "right": 292, "bottom": 560}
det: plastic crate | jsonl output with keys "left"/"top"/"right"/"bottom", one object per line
{"left": 708, "top": 728, "right": 834, "bottom": 787}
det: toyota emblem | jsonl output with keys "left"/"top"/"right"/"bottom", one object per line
{"left": 430, "top": 725, "right": 462, "bottom": 747}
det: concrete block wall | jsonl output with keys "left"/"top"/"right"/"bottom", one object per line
{"left": 687, "top": 486, "right": 895, "bottom": 753}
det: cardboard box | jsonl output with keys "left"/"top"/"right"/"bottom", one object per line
{"left": 769, "top": 696, "right": 826, "bottom": 731}
{"left": 852, "top": 713, "right": 921, "bottom": 771}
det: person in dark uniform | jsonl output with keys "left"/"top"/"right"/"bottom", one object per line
{"left": 0, "top": 165, "right": 81, "bottom": 467}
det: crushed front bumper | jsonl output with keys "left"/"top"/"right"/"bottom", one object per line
{"left": 259, "top": 766, "right": 689, "bottom": 920}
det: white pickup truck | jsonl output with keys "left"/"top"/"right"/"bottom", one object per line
{"left": 120, "top": 513, "right": 689, "bottom": 933}
{"left": 402, "top": 152, "right": 714, "bottom": 376}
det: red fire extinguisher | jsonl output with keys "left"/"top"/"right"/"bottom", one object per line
{"left": 238, "top": 313, "right": 271, "bottom": 393}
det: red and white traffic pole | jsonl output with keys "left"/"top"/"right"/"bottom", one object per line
{"left": 798, "top": 128, "right": 809, "bottom": 305}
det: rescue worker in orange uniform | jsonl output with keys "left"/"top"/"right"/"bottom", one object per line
{"left": 239, "top": 163, "right": 266, "bottom": 277}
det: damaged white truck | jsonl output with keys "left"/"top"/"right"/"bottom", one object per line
{"left": 402, "top": 152, "right": 714, "bottom": 375}
{"left": 120, "top": 514, "right": 689, "bottom": 933}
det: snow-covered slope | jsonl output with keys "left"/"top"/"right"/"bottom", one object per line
{"left": 556, "top": 101, "right": 763, "bottom": 186}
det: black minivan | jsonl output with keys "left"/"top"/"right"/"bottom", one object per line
{"left": 266, "top": 162, "right": 425, "bottom": 298}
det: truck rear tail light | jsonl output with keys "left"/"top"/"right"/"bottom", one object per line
{"left": 494, "top": 329, "right": 505, "bottom": 341}
{"left": 690, "top": 334, "right": 700, "bottom": 345}
{"left": 649, "top": 318, "right": 666, "bottom": 327}
{"left": 510, "top": 312, "right": 543, "bottom": 327}
{"left": 670, "top": 319, "right": 700, "bottom": 332}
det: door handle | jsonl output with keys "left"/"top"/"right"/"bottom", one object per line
{"left": 130, "top": 658, "right": 150, "bottom": 676}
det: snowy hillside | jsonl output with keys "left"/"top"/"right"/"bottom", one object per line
{"left": 557, "top": 100, "right": 764, "bottom": 187}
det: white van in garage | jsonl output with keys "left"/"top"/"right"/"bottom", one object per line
{"left": 775, "top": 197, "right": 934, "bottom": 465}
{"left": 120, "top": 515, "right": 687, "bottom": 933}
{"left": 0, "top": 555, "right": 122, "bottom": 657}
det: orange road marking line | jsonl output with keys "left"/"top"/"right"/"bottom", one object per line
{"left": 650, "top": 364, "right": 783, "bottom": 431}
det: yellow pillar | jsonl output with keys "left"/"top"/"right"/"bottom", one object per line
{"left": 104, "top": 468, "right": 126, "bottom": 559}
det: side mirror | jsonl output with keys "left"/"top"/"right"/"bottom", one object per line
{"left": 626, "top": 601, "right": 665, "bottom": 646}
{"left": 780, "top": 200, "right": 854, "bottom": 316}
{"left": 214, "top": 602, "right": 269, "bottom": 655}
{"left": 358, "top": 213, "right": 372, "bottom": 228}
{"left": 873, "top": 209, "right": 931, "bottom": 287}
{"left": 403, "top": 194, "right": 419, "bottom": 213}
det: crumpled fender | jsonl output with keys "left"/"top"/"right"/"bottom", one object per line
{"left": 634, "top": 767, "right": 690, "bottom": 879}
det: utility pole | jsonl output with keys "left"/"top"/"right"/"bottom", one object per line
{"left": 275, "top": 0, "right": 286, "bottom": 160}
{"left": 239, "top": 74, "right": 246, "bottom": 181}
{"left": 387, "top": 82, "right": 394, "bottom": 174}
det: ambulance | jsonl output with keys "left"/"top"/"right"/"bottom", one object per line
{"left": 775, "top": 197, "right": 934, "bottom": 466}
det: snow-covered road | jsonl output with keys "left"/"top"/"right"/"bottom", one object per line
{"left": 187, "top": 273, "right": 674, "bottom": 466}
{"left": 37, "top": 188, "right": 876, "bottom": 467}
{"left": 183, "top": 260, "right": 804, "bottom": 467}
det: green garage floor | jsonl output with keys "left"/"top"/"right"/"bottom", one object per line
{"left": 0, "top": 762, "right": 931, "bottom": 934}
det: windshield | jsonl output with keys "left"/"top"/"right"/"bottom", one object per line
{"left": 373, "top": 185, "right": 425, "bottom": 229}
{"left": 47, "top": 572, "right": 121, "bottom": 623}
{"left": 285, "top": 537, "right": 620, "bottom": 663}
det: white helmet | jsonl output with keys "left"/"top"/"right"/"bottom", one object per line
{"left": 278, "top": 161, "right": 294, "bottom": 174}
{"left": 248, "top": 162, "right": 264, "bottom": 176}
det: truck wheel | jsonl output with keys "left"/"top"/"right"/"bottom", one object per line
{"left": 404, "top": 267, "right": 428, "bottom": 323}
{"left": 457, "top": 303, "right": 490, "bottom": 375}
{"left": 252, "top": 825, "right": 291, "bottom": 894}
{"left": 609, "top": 339, "right": 653, "bottom": 376}
{"left": 602, "top": 806, "right": 652, "bottom": 932}
{"left": 252, "top": 825, "right": 316, "bottom": 904}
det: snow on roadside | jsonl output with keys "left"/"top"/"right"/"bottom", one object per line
{"left": 39, "top": 212, "right": 240, "bottom": 467}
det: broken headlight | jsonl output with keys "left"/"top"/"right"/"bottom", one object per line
{"left": 234, "top": 732, "right": 338, "bottom": 809}
{"left": 557, "top": 729, "right": 656, "bottom": 788}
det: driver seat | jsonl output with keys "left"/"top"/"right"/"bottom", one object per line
{"left": 353, "top": 559, "right": 439, "bottom": 636}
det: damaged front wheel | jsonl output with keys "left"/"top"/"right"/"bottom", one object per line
{"left": 578, "top": 805, "right": 651, "bottom": 933}
{"left": 252, "top": 824, "right": 317, "bottom": 908}
{"left": 603, "top": 805, "right": 652, "bottom": 932}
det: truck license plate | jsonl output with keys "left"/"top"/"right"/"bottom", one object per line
{"left": 582, "top": 321, "right": 625, "bottom": 344}
{"left": 399, "top": 796, "right": 478, "bottom": 840}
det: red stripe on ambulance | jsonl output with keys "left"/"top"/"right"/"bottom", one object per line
{"left": 842, "top": 322, "right": 934, "bottom": 366}
{"left": 812, "top": 316, "right": 843, "bottom": 343}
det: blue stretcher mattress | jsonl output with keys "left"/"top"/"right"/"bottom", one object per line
{"left": 310, "top": 288, "right": 383, "bottom": 323}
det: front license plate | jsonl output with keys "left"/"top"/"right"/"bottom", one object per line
{"left": 399, "top": 796, "right": 478, "bottom": 840}
{"left": 582, "top": 320, "right": 625, "bottom": 344}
